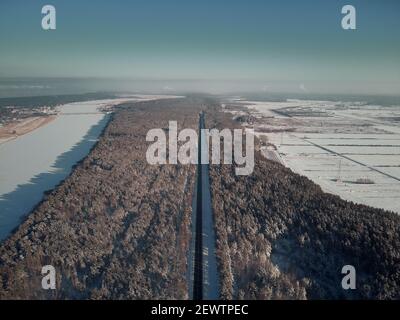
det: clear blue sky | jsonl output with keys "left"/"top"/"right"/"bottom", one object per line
{"left": 0, "top": 0, "right": 399, "bottom": 94}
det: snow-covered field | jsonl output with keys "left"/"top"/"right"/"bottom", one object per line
{"left": 228, "top": 99, "right": 400, "bottom": 213}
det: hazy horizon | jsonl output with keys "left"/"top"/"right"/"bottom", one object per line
{"left": 1, "top": 77, "right": 400, "bottom": 101}
{"left": 1, "top": 0, "right": 399, "bottom": 95}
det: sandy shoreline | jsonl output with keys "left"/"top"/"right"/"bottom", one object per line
{"left": 0, "top": 115, "right": 57, "bottom": 145}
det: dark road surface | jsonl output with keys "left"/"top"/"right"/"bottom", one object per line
{"left": 189, "top": 111, "right": 219, "bottom": 300}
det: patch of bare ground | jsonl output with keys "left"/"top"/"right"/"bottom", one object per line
{"left": 0, "top": 115, "right": 56, "bottom": 144}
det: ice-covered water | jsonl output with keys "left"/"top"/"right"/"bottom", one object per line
{"left": 0, "top": 99, "right": 120, "bottom": 240}
{"left": 0, "top": 96, "right": 183, "bottom": 240}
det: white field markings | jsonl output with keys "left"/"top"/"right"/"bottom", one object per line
{"left": 278, "top": 132, "right": 400, "bottom": 213}
{"left": 298, "top": 136, "right": 400, "bottom": 182}
{"left": 232, "top": 99, "right": 400, "bottom": 213}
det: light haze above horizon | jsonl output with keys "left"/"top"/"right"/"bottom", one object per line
{"left": 0, "top": 0, "right": 399, "bottom": 95}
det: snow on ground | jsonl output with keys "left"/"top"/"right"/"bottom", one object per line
{"left": 0, "top": 95, "right": 185, "bottom": 239}
{"left": 228, "top": 99, "right": 400, "bottom": 214}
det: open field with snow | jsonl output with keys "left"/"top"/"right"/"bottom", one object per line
{"left": 226, "top": 98, "right": 400, "bottom": 213}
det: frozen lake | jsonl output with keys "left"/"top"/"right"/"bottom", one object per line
{"left": 0, "top": 96, "right": 181, "bottom": 240}
{"left": 0, "top": 100, "right": 114, "bottom": 240}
